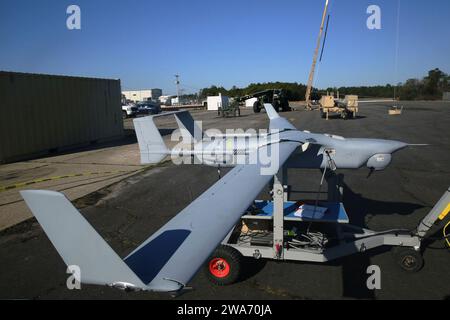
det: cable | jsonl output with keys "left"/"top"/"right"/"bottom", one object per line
{"left": 306, "top": 150, "right": 333, "bottom": 234}
{"left": 444, "top": 220, "right": 450, "bottom": 248}
{"left": 319, "top": 15, "right": 330, "bottom": 62}
{"left": 312, "top": 0, "right": 335, "bottom": 91}
{"left": 238, "top": 230, "right": 272, "bottom": 245}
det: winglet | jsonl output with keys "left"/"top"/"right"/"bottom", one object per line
{"left": 20, "top": 190, "right": 146, "bottom": 288}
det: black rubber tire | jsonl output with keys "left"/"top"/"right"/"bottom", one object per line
{"left": 122, "top": 111, "right": 127, "bottom": 119}
{"left": 204, "top": 245, "right": 243, "bottom": 285}
{"left": 253, "top": 102, "right": 261, "bottom": 113}
{"left": 395, "top": 248, "right": 424, "bottom": 272}
{"left": 320, "top": 110, "right": 326, "bottom": 119}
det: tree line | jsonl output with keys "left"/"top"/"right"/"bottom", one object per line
{"left": 199, "top": 82, "right": 310, "bottom": 101}
{"left": 198, "top": 68, "right": 449, "bottom": 101}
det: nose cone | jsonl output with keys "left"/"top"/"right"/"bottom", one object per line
{"left": 373, "top": 140, "right": 408, "bottom": 154}
{"left": 365, "top": 140, "right": 408, "bottom": 171}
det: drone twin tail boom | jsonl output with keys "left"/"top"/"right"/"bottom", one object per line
{"left": 21, "top": 104, "right": 409, "bottom": 292}
{"left": 134, "top": 104, "right": 408, "bottom": 171}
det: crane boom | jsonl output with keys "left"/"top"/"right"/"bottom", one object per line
{"left": 305, "top": 0, "right": 329, "bottom": 110}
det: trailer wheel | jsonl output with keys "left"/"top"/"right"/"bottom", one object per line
{"left": 204, "top": 245, "right": 242, "bottom": 285}
{"left": 395, "top": 248, "right": 424, "bottom": 272}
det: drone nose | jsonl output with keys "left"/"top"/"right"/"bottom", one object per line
{"left": 380, "top": 140, "right": 408, "bottom": 154}
{"left": 365, "top": 140, "right": 408, "bottom": 171}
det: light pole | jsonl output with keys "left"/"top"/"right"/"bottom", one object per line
{"left": 175, "top": 74, "right": 180, "bottom": 105}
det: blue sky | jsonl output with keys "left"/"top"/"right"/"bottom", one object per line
{"left": 1, "top": 0, "right": 449, "bottom": 95}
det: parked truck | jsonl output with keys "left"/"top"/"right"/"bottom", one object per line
{"left": 319, "top": 94, "right": 359, "bottom": 120}
{"left": 241, "top": 89, "right": 291, "bottom": 113}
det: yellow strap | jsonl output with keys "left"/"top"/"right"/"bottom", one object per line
{"left": 438, "top": 203, "right": 450, "bottom": 220}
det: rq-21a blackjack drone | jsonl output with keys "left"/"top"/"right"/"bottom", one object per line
{"left": 21, "top": 104, "right": 450, "bottom": 293}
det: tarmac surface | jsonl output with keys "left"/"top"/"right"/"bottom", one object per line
{"left": 1, "top": 101, "right": 449, "bottom": 300}
{"left": 0, "top": 134, "right": 148, "bottom": 231}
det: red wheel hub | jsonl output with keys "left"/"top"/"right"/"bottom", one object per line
{"left": 209, "top": 258, "right": 230, "bottom": 278}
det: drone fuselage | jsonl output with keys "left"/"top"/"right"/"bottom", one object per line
{"left": 184, "top": 130, "right": 407, "bottom": 171}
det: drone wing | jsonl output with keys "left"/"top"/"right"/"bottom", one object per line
{"left": 21, "top": 104, "right": 302, "bottom": 292}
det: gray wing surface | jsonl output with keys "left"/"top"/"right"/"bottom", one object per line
{"left": 126, "top": 140, "right": 300, "bottom": 291}
{"left": 21, "top": 104, "right": 302, "bottom": 292}
{"left": 127, "top": 103, "right": 301, "bottom": 291}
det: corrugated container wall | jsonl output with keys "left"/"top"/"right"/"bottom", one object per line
{"left": 0, "top": 71, "right": 124, "bottom": 163}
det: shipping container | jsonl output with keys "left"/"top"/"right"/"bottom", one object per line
{"left": 0, "top": 71, "right": 124, "bottom": 163}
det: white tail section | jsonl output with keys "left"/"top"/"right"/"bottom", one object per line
{"left": 133, "top": 115, "right": 170, "bottom": 164}
{"left": 264, "top": 103, "right": 280, "bottom": 120}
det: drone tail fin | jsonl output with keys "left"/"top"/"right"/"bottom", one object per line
{"left": 133, "top": 116, "right": 170, "bottom": 164}
{"left": 21, "top": 190, "right": 185, "bottom": 292}
{"left": 174, "top": 111, "right": 203, "bottom": 143}
{"left": 20, "top": 190, "right": 146, "bottom": 289}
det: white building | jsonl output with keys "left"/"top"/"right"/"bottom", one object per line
{"left": 159, "top": 95, "right": 174, "bottom": 105}
{"left": 171, "top": 96, "right": 187, "bottom": 106}
{"left": 122, "top": 89, "right": 163, "bottom": 102}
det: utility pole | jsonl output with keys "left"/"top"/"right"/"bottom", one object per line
{"left": 175, "top": 74, "right": 180, "bottom": 105}
{"left": 305, "top": 0, "right": 329, "bottom": 110}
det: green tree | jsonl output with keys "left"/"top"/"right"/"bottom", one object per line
{"left": 198, "top": 68, "right": 448, "bottom": 102}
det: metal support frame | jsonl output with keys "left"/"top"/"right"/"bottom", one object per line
{"left": 223, "top": 168, "right": 449, "bottom": 264}
{"left": 416, "top": 187, "right": 450, "bottom": 238}
{"left": 273, "top": 170, "right": 285, "bottom": 259}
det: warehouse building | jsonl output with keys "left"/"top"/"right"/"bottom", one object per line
{"left": 122, "top": 89, "right": 162, "bottom": 102}
{"left": 0, "top": 71, "right": 124, "bottom": 163}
